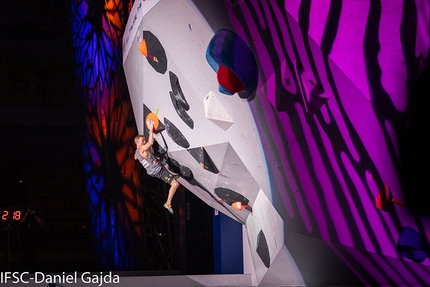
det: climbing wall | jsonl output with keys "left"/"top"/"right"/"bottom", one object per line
{"left": 123, "top": 0, "right": 288, "bottom": 284}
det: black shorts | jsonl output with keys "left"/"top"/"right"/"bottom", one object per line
{"left": 153, "top": 168, "right": 174, "bottom": 184}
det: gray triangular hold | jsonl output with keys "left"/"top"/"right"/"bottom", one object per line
{"left": 204, "top": 91, "right": 233, "bottom": 131}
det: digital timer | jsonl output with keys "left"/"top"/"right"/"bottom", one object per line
{"left": 1, "top": 208, "right": 22, "bottom": 221}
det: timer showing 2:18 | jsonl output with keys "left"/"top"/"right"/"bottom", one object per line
{"left": 2, "top": 209, "right": 21, "bottom": 221}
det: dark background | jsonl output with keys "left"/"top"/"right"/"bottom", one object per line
{"left": 0, "top": 1, "right": 93, "bottom": 271}
{"left": 0, "top": 0, "right": 215, "bottom": 273}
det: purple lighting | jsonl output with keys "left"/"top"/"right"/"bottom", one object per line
{"left": 227, "top": 0, "right": 430, "bottom": 285}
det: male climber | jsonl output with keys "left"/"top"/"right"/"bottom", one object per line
{"left": 134, "top": 120, "right": 179, "bottom": 214}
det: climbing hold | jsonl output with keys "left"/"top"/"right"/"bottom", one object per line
{"left": 145, "top": 112, "right": 159, "bottom": 131}
{"left": 206, "top": 29, "right": 258, "bottom": 97}
{"left": 397, "top": 226, "right": 430, "bottom": 263}
{"left": 375, "top": 184, "right": 406, "bottom": 211}
{"left": 232, "top": 201, "right": 247, "bottom": 211}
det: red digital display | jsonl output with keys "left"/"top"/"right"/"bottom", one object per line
{"left": 1, "top": 209, "right": 21, "bottom": 221}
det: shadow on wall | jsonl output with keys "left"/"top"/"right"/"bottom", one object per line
{"left": 398, "top": 66, "right": 430, "bottom": 216}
